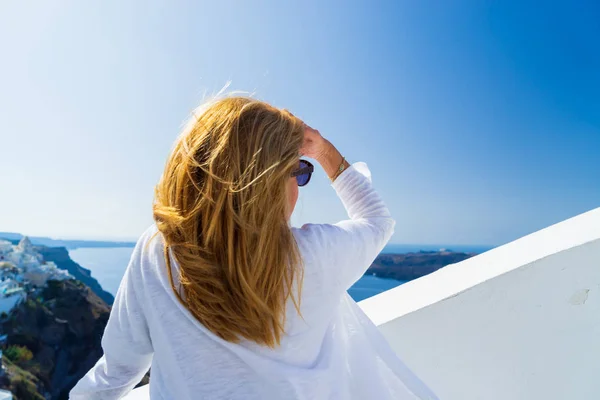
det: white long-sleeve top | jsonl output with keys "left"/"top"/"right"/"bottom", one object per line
{"left": 70, "top": 162, "right": 438, "bottom": 400}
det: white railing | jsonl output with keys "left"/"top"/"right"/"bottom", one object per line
{"left": 360, "top": 207, "right": 600, "bottom": 400}
{"left": 124, "top": 384, "right": 148, "bottom": 400}
{"left": 126, "top": 207, "right": 600, "bottom": 400}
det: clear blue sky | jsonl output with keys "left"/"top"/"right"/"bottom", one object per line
{"left": 1, "top": 1, "right": 598, "bottom": 245}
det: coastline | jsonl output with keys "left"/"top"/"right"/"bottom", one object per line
{"left": 2, "top": 231, "right": 486, "bottom": 305}
{"left": 65, "top": 246, "right": 481, "bottom": 302}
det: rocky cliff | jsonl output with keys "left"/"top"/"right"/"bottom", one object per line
{"left": 1, "top": 280, "right": 109, "bottom": 399}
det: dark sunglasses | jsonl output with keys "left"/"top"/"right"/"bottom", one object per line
{"left": 291, "top": 160, "right": 314, "bottom": 187}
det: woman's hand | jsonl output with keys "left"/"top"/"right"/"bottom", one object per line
{"left": 300, "top": 124, "right": 349, "bottom": 181}
{"left": 301, "top": 124, "right": 330, "bottom": 161}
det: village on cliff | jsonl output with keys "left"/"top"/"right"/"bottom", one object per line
{"left": 0, "top": 237, "right": 73, "bottom": 315}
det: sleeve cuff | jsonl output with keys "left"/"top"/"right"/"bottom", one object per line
{"left": 331, "top": 162, "right": 372, "bottom": 191}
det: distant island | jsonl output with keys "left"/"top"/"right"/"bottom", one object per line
{"left": 0, "top": 232, "right": 135, "bottom": 250}
{"left": 367, "top": 250, "right": 476, "bottom": 281}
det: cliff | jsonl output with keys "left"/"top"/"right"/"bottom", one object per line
{"left": 367, "top": 251, "right": 476, "bottom": 281}
{"left": 1, "top": 280, "right": 110, "bottom": 399}
{"left": 36, "top": 246, "right": 115, "bottom": 305}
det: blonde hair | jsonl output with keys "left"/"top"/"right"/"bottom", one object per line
{"left": 153, "top": 96, "right": 304, "bottom": 347}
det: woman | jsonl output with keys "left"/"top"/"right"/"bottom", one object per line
{"left": 71, "top": 97, "right": 437, "bottom": 399}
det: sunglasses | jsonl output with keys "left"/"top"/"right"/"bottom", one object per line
{"left": 291, "top": 160, "right": 314, "bottom": 187}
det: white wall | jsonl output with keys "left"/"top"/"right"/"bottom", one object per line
{"left": 0, "top": 293, "right": 25, "bottom": 314}
{"left": 0, "top": 389, "right": 13, "bottom": 400}
{"left": 124, "top": 385, "right": 148, "bottom": 400}
{"left": 360, "top": 207, "right": 600, "bottom": 400}
{"left": 24, "top": 271, "right": 49, "bottom": 287}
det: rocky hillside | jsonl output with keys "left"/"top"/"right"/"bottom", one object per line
{"left": 35, "top": 246, "right": 114, "bottom": 305}
{"left": 0, "top": 280, "right": 109, "bottom": 399}
{"left": 367, "top": 250, "right": 476, "bottom": 281}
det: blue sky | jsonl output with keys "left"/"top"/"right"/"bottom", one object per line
{"left": 0, "top": 1, "right": 598, "bottom": 245}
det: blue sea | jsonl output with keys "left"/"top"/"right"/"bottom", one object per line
{"left": 69, "top": 243, "right": 492, "bottom": 302}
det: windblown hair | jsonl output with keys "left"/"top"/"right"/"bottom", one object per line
{"left": 153, "top": 96, "right": 305, "bottom": 347}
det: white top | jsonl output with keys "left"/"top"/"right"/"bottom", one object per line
{"left": 70, "top": 163, "right": 438, "bottom": 400}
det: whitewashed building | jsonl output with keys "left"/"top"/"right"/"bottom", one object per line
{"left": 19, "top": 254, "right": 41, "bottom": 270}
{"left": 0, "top": 263, "right": 19, "bottom": 281}
{"left": 7, "top": 237, "right": 41, "bottom": 269}
{"left": 24, "top": 267, "right": 51, "bottom": 287}
{"left": 0, "top": 241, "right": 12, "bottom": 262}
{"left": 25, "top": 262, "right": 72, "bottom": 287}
{"left": 0, "top": 279, "right": 19, "bottom": 293}
{"left": 17, "top": 236, "right": 33, "bottom": 253}
{"left": 0, "top": 278, "right": 26, "bottom": 314}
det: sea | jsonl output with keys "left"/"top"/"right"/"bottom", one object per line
{"left": 69, "top": 244, "right": 492, "bottom": 303}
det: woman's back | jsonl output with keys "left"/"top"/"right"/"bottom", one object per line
{"left": 125, "top": 225, "right": 342, "bottom": 399}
